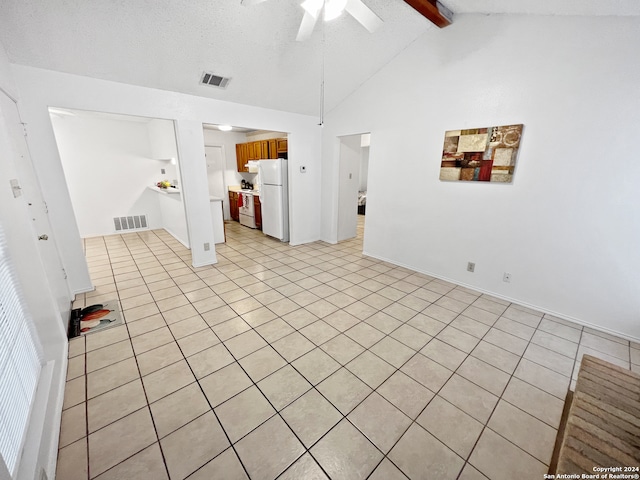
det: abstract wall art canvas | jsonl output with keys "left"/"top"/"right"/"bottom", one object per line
{"left": 439, "top": 124, "right": 523, "bottom": 183}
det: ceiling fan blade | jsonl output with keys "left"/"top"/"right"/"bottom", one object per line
{"left": 296, "top": 10, "right": 319, "bottom": 41}
{"left": 241, "top": 0, "right": 268, "bottom": 6}
{"left": 345, "top": 0, "right": 383, "bottom": 33}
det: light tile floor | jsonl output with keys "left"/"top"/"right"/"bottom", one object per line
{"left": 57, "top": 217, "right": 640, "bottom": 480}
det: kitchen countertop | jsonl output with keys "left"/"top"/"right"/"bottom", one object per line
{"left": 229, "top": 185, "right": 259, "bottom": 196}
{"left": 148, "top": 185, "right": 181, "bottom": 195}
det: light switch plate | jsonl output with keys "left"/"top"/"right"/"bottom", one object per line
{"left": 10, "top": 179, "right": 22, "bottom": 198}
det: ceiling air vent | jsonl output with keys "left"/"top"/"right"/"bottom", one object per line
{"left": 201, "top": 72, "right": 230, "bottom": 89}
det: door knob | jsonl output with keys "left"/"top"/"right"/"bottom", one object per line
{"left": 38, "top": 234, "right": 48, "bottom": 241}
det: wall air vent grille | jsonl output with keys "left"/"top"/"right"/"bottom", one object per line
{"left": 114, "top": 215, "right": 148, "bottom": 232}
{"left": 200, "top": 72, "right": 230, "bottom": 89}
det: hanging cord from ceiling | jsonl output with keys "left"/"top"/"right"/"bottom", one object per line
{"left": 319, "top": 2, "right": 326, "bottom": 126}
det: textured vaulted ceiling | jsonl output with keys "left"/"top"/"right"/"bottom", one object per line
{"left": 444, "top": 0, "right": 640, "bottom": 16}
{"left": 0, "top": 0, "right": 638, "bottom": 116}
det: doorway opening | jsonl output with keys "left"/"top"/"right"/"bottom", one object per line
{"left": 203, "top": 144, "right": 227, "bottom": 245}
{"left": 49, "top": 108, "right": 190, "bottom": 248}
{"left": 202, "top": 124, "right": 290, "bottom": 242}
{"left": 205, "top": 146, "right": 227, "bottom": 204}
{"left": 337, "top": 132, "right": 370, "bottom": 243}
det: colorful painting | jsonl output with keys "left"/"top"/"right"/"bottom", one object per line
{"left": 439, "top": 124, "right": 523, "bottom": 183}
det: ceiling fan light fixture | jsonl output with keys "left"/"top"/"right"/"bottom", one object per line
{"left": 301, "top": 0, "right": 323, "bottom": 17}
{"left": 294, "top": 0, "right": 383, "bottom": 41}
{"left": 324, "top": 0, "right": 347, "bottom": 21}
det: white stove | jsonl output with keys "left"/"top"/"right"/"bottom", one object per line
{"left": 238, "top": 191, "right": 256, "bottom": 228}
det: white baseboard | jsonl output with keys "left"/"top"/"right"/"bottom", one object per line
{"left": 363, "top": 250, "right": 640, "bottom": 344}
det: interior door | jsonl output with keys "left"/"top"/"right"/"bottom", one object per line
{"left": 205, "top": 146, "right": 228, "bottom": 219}
{"left": 0, "top": 92, "right": 71, "bottom": 321}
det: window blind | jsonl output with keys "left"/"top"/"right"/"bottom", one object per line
{"left": 0, "top": 224, "right": 44, "bottom": 478}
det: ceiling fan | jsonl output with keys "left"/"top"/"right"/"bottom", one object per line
{"left": 241, "top": 0, "right": 383, "bottom": 41}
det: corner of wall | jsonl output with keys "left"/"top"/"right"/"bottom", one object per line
{"left": 0, "top": 40, "right": 18, "bottom": 100}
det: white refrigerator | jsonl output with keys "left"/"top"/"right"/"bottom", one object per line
{"left": 258, "top": 159, "right": 289, "bottom": 242}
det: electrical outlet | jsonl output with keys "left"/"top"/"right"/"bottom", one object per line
{"left": 161, "top": 168, "right": 166, "bottom": 174}
{"left": 204, "top": 242, "right": 210, "bottom": 251}
{"left": 503, "top": 272, "right": 511, "bottom": 283}
{"left": 467, "top": 262, "right": 475, "bottom": 273}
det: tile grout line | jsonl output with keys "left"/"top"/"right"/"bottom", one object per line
{"left": 123, "top": 230, "right": 177, "bottom": 480}
{"left": 87, "top": 231, "right": 174, "bottom": 480}
{"left": 69, "top": 223, "right": 599, "bottom": 480}
{"left": 164, "top": 224, "right": 412, "bottom": 477}
{"left": 83, "top": 229, "right": 218, "bottom": 477}
{"left": 455, "top": 312, "right": 566, "bottom": 479}
{"left": 105, "top": 229, "right": 337, "bottom": 479}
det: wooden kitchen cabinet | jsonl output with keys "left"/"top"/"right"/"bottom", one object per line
{"left": 254, "top": 195, "right": 262, "bottom": 230}
{"left": 235, "top": 137, "right": 288, "bottom": 171}
{"left": 235, "top": 144, "right": 248, "bottom": 172}
{"left": 244, "top": 141, "right": 263, "bottom": 161}
{"left": 268, "top": 139, "right": 278, "bottom": 159}
{"left": 247, "top": 142, "right": 256, "bottom": 161}
{"left": 276, "top": 138, "right": 288, "bottom": 154}
{"left": 235, "top": 144, "right": 242, "bottom": 170}
{"left": 229, "top": 191, "right": 239, "bottom": 221}
{"left": 253, "top": 142, "right": 261, "bottom": 160}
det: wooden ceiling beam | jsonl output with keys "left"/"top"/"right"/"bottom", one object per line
{"left": 403, "top": 0, "right": 453, "bottom": 28}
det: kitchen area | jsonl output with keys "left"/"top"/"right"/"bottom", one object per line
{"left": 203, "top": 125, "right": 290, "bottom": 243}
{"left": 48, "top": 109, "right": 292, "bottom": 264}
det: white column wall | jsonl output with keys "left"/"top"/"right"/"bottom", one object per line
{"left": 321, "top": 14, "right": 640, "bottom": 340}
{"left": 0, "top": 40, "right": 67, "bottom": 480}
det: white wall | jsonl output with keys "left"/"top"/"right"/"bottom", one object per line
{"left": 148, "top": 118, "right": 178, "bottom": 161}
{"left": 337, "top": 135, "right": 362, "bottom": 241}
{"left": 157, "top": 192, "right": 190, "bottom": 247}
{"left": 148, "top": 118, "right": 182, "bottom": 186}
{"left": 204, "top": 146, "right": 228, "bottom": 219}
{"left": 0, "top": 40, "right": 66, "bottom": 480}
{"left": 359, "top": 146, "right": 369, "bottom": 191}
{"left": 13, "top": 65, "right": 321, "bottom": 280}
{"left": 51, "top": 114, "right": 167, "bottom": 237}
{"left": 203, "top": 129, "right": 247, "bottom": 182}
{"left": 0, "top": 41, "right": 16, "bottom": 100}
{"left": 322, "top": 14, "right": 640, "bottom": 340}
{"left": 246, "top": 130, "right": 288, "bottom": 141}
{"left": 203, "top": 129, "right": 250, "bottom": 220}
